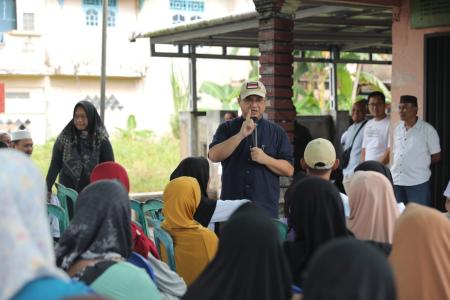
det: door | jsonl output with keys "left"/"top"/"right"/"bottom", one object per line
{"left": 424, "top": 32, "right": 450, "bottom": 210}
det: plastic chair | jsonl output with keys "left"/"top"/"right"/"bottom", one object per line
{"left": 47, "top": 203, "right": 69, "bottom": 234}
{"left": 130, "top": 199, "right": 149, "bottom": 237}
{"left": 128, "top": 252, "right": 157, "bottom": 284}
{"left": 273, "top": 219, "right": 288, "bottom": 241}
{"left": 55, "top": 182, "right": 78, "bottom": 220}
{"left": 151, "top": 222, "right": 176, "bottom": 271}
{"left": 142, "top": 198, "right": 164, "bottom": 224}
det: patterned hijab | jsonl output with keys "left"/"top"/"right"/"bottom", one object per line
{"left": 56, "top": 101, "right": 109, "bottom": 186}
{"left": 390, "top": 203, "right": 450, "bottom": 300}
{"left": 90, "top": 162, "right": 160, "bottom": 259}
{"left": 0, "top": 150, "right": 67, "bottom": 300}
{"left": 55, "top": 180, "right": 132, "bottom": 270}
{"left": 348, "top": 171, "right": 399, "bottom": 243}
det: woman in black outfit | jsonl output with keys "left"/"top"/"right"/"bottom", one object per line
{"left": 46, "top": 101, "right": 114, "bottom": 209}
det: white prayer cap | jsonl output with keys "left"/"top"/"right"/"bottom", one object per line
{"left": 11, "top": 130, "right": 32, "bottom": 141}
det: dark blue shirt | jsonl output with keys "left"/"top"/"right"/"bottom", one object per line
{"left": 209, "top": 117, "right": 294, "bottom": 217}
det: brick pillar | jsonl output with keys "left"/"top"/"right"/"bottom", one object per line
{"left": 254, "top": 0, "right": 300, "bottom": 143}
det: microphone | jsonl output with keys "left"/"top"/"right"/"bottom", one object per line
{"left": 251, "top": 117, "right": 258, "bottom": 148}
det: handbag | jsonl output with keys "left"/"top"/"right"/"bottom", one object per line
{"left": 341, "top": 120, "right": 368, "bottom": 169}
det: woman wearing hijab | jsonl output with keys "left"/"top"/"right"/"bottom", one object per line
{"left": 284, "top": 177, "right": 350, "bottom": 287}
{"left": 184, "top": 203, "right": 292, "bottom": 300}
{"left": 348, "top": 171, "right": 399, "bottom": 243}
{"left": 46, "top": 101, "right": 114, "bottom": 197}
{"left": 55, "top": 180, "right": 161, "bottom": 300}
{"left": 0, "top": 150, "right": 91, "bottom": 300}
{"left": 303, "top": 237, "right": 396, "bottom": 300}
{"left": 90, "top": 161, "right": 159, "bottom": 259}
{"left": 390, "top": 203, "right": 450, "bottom": 300}
{"left": 170, "top": 156, "right": 249, "bottom": 231}
{"left": 354, "top": 160, "right": 394, "bottom": 186}
{"left": 162, "top": 177, "right": 218, "bottom": 285}
{"left": 90, "top": 161, "right": 187, "bottom": 299}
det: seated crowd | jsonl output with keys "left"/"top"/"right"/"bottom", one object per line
{"left": 1, "top": 136, "right": 450, "bottom": 300}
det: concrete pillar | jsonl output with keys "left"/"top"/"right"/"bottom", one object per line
{"left": 254, "top": 0, "right": 301, "bottom": 143}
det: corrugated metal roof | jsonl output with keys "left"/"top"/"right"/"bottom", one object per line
{"left": 134, "top": 2, "right": 392, "bottom": 54}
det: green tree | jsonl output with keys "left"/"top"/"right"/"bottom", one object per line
{"left": 199, "top": 48, "right": 259, "bottom": 110}
{"left": 199, "top": 82, "right": 240, "bottom": 110}
{"left": 115, "top": 115, "right": 152, "bottom": 141}
{"left": 169, "top": 64, "right": 189, "bottom": 139}
{"left": 292, "top": 51, "right": 391, "bottom": 114}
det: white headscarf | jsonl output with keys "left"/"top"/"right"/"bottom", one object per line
{"left": 0, "top": 150, "right": 67, "bottom": 300}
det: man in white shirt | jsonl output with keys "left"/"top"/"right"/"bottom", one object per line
{"left": 341, "top": 100, "right": 368, "bottom": 192}
{"left": 443, "top": 181, "right": 450, "bottom": 220}
{"left": 391, "top": 95, "right": 441, "bottom": 206}
{"left": 361, "top": 91, "right": 390, "bottom": 165}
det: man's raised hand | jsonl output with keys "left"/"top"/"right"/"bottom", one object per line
{"left": 239, "top": 111, "right": 255, "bottom": 139}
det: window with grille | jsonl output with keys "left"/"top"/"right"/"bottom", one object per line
{"left": 172, "top": 14, "right": 185, "bottom": 24}
{"left": 83, "top": 0, "right": 117, "bottom": 27}
{"left": 85, "top": 8, "right": 98, "bottom": 26}
{"left": 23, "top": 13, "right": 35, "bottom": 31}
{"left": 169, "top": 0, "right": 204, "bottom": 24}
{"left": 169, "top": 0, "right": 204, "bottom": 12}
{"left": 0, "top": 0, "right": 17, "bottom": 32}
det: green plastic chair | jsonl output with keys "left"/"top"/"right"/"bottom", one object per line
{"left": 47, "top": 203, "right": 69, "bottom": 234}
{"left": 130, "top": 199, "right": 149, "bottom": 237}
{"left": 273, "top": 219, "right": 288, "bottom": 241}
{"left": 149, "top": 218, "right": 176, "bottom": 271}
{"left": 55, "top": 182, "right": 78, "bottom": 220}
{"left": 142, "top": 198, "right": 164, "bottom": 224}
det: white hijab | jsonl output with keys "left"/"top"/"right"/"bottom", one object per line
{"left": 0, "top": 150, "right": 67, "bottom": 300}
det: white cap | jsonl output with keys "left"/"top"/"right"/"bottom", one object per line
{"left": 304, "top": 138, "right": 336, "bottom": 169}
{"left": 11, "top": 130, "right": 32, "bottom": 141}
{"left": 240, "top": 81, "right": 266, "bottom": 100}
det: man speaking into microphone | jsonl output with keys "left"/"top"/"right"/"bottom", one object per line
{"left": 209, "top": 80, "right": 294, "bottom": 218}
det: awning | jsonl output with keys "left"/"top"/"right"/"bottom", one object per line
{"left": 133, "top": 1, "right": 392, "bottom": 60}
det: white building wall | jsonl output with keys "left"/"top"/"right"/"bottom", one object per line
{"left": 0, "top": 0, "right": 256, "bottom": 144}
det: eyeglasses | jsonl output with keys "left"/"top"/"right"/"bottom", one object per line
{"left": 243, "top": 98, "right": 265, "bottom": 104}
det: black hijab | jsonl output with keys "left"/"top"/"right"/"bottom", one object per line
{"left": 354, "top": 160, "right": 394, "bottom": 187}
{"left": 284, "top": 177, "right": 350, "bottom": 287}
{"left": 183, "top": 203, "right": 292, "bottom": 300}
{"left": 56, "top": 101, "right": 109, "bottom": 190}
{"left": 170, "top": 156, "right": 217, "bottom": 227}
{"left": 55, "top": 180, "right": 132, "bottom": 270}
{"left": 303, "top": 238, "right": 396, "bottom": 300}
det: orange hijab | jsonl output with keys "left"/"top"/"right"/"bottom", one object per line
{"left": 390, "top": 203, "right": 450, "bottom": 300}
{"left": 162, "top": 176, "right": 218, "bottom": 285}
{"left": 348, "top": 171, "right": 399, "bottom": 243}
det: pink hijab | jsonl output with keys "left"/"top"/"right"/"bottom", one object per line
{"left": 390, "top": 203, "right": 450, "bottom": 300}
{"left": 348, "top": 171, "right": 399, "bottom": 243}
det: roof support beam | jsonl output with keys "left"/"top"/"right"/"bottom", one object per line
{"left": 316, "top": 0, "right": 400, "bottom": 7}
